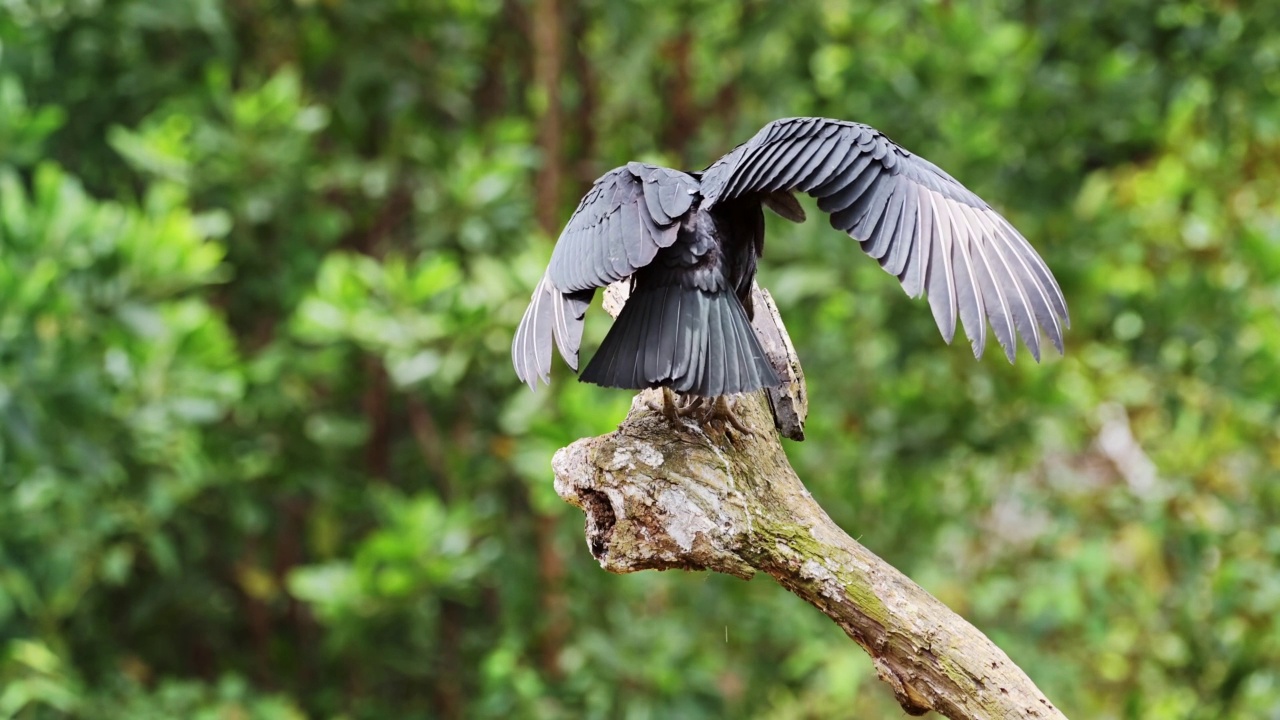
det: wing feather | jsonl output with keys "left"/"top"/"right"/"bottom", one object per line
{"left": 816, "top": 154, "right": 878, "bottom": 210}
{"left": 642, "top": 183, "right": 671, "bottom": 225}
{"left": 862, "top": 186, "right": 906, "bottom": 260}
{"left": 958, "top": 203, "right": 1016, "bottom": 362}
{"left": 775, "top": 133, "right": 833, "bottom": 189}
{"left": 899, "top": 185, "right": 931, "bottom": 298}
{"left": 514, "top": 272, "right": 597, "bottom": 389}
{"left": 701, "top": 117, "right": 1067, "bottom": 360}
{"left": 801, "top": 138, "right": 859, "bottom": 194}
{"left": 881, "top": 183, "right": 919, "bottom": 276}
{"left": 993, "top": 217, "right": 1065, "bottom": 353}
{"left": 547, "top": 164, "right": 698, "bottom": 293}
{"left": 761, "top": 139, "right": 816, "bottom": 192}
{"left": 947, "top": 205, "right": 987, "bottom": 358}
{"left": 731, "top": 139, "right": 797, "bottom": 198}
{"left": 924, "top": 191, "right": 958, "bottom": 344}
{"left": 981, "top": 218, "right": 1042, "bottom": 361}
{"left": 514, "top": 164, "right": 699, "bottom": 388}
{"left": 847, "top": 176, "right": 896, "bottom": 239}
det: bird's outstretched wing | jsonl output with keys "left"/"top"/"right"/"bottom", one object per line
{"left": 547, "top": 162, "right": 699, "bottom": 292}
{"left": 700, "top": 117, "right": 1069, "bottom": 362}
{"left": 513, "top": 163, "right": 699, "bottom": 388}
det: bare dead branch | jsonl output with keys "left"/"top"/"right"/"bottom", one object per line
{"left": 553, "top": 285, "right": 1066, "bottom": 719}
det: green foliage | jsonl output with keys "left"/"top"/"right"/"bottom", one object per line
{"left": 1, "top": 0, "right": 1279, "bottom": 717}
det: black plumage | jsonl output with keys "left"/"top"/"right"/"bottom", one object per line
{"left": 513, "top": 117, "right": 1070, "bottom": 401}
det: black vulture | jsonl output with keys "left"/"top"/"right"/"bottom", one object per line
{"left": 512, "top": 117, "right": 1069, "bottom": 427}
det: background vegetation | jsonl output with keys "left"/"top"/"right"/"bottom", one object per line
{"left": 1, "top": 0, "right": 1278, "bottom": 717}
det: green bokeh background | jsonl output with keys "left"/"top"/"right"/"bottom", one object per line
{"left": 1, "top": 1, "right": 1278, "bottom": 718}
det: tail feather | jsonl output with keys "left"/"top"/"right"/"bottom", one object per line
{"left": 580, "top": 284, "right": 780, "bottom": 396}
{"left": 727, "top": 299, "right": 747, "bottom": 394}
{"left": 656, "top": 287, "right": 679, "bottom": 380}
{"left": 704, "top": 296, "right": 727, "bottom": 395}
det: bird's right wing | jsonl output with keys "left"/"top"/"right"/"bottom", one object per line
{"left": 701, "top": 117, "right": 1068, "bottom": 363}
{"left": 547, "top": 162, "right": 699, "bottom": 292}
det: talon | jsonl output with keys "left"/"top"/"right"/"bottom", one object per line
{"left": 644, "top": 387, "right": 682, "bottom": 425}
{"left": 649, "top": 391, "right": 754, "bottom": 442}
{"left": 677, "top": 395, "right": 705, "bottom": 417}
{"left": 663, "top": 387, "right": 681, "bottom": 424}
{"left": 715, "top": 395, "right": 754, "bottom": 437}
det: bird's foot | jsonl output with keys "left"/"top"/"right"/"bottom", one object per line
{"left": 645, "top": 387, "right": 683, "bottom": 425}
{"left": 705, "top": 395, "right": 754, "bottom": 439}
{"left": 675, "top": 394, "right": 754, "bottom": 443}
{"left": 647, "top": 390, "right": 753, "bottom": 443}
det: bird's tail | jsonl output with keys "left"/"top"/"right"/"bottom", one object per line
{"left": 580, "top": 284, "right": 780, "bottom": 396}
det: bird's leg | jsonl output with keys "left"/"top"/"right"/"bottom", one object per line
{"left": 645, "top": 386, "right": 683, "bottom": 425}
{"left": 677, "top": 394, "right": 754, "bottom": 439}
{"left": 709, "top": 395, "right": 753, "bottom": 437}
{"left": 647, "top": 391, "right": 753, "bottom": 440}
{"left": 676, "top": 395, "right": 705, "bottom": 416}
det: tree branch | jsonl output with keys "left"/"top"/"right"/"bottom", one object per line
{"left": 553, "top": 287, "right": 1067, "bottom": 719}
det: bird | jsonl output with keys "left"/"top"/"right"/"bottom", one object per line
{"left": 512, "top": 117, "right": 1069, "bottom": 431}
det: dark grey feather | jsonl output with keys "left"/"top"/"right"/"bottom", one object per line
{"left": 760, "top": 139, "right": 816, "bottom": 192}
{"left": 981, "top": 231, "right": 1041, "bottom": 361}
{"left": 547, "top": 164, "right": 696, "bottom": 293}
{"left": 703, "top": 296, "right": 725, "bottom": 395}
{"left": 629, "top": 286, "right": 654, "bottom": 386}
{"left": 881, "top": 184, "right": 919, "bottom": 276}
{"left": 731, "top": 139, "right": 796, "bottom": 198}
{"left": 998, "top": 217, "right": 1069, "bottom": 323}
{"left": 967, "top": 237, "right": 1016, "bottom": 362}
{"left": 773, "top": 135, "right": 829, "bottom": 190}
{"left": 762, "top": 192, "right": 806, "bottom": 223}
{"left": 671, "top": 293, "right": 696, "bottom": 379}
{"left": 899, "top": 186, "right": 933, "bottom": 298}
{"left": 862, "top": 186, "right": 906, "bottom": 260}
{"left": 948, "top": 214, "right": 987, "bottom": 357}
{"left": 658, "top": 179, "right": 694, "bottom": 220}
{"left": 512, "top": 275, "right": 559, "bottom": 389}
{"left": 641, "top": 179, "right": 672, "bottom": 225}
{"left": 720, "top": 298, "right": 742, "bottom": 394}
{"left": 646, "top": 288, "right": 668, "bottom": 381}
{"left": 657, "top": 288, "right": 680, "bottom": 379}
{"left": 924, "top": 213, "right": 958, "bottom": 345}
{"left": 959, "top": 204, "right": 1017, "bottom": 362}
{"left": 816, "top": 154, "right": 878, "bottom": 211}
{"left": 800, "top": 137, "right": 859, "bottom": 194}
{"left": 993, "top": 220, "right": 1063, "bottom": 353}
{"left": 551, "top": 289, "right": 592, "bottom": 369}
{"left": 848, "top": 178, "right": 896, "bottom": 238}
{"left": 681, "top": 307, "right": 703, "bottom": 394}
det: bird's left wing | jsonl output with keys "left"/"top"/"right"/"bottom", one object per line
{"left": 547, "top": 162, "right": 699, "bottom": 292}
{"left": 700, "top": 117, "right": 1069, "bottom": 362}
{"left": 513, "top": 162, "right": 698, "bottom": 389}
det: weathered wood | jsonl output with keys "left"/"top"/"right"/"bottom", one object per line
{"left": 748, "top": 284, "right": 807, "bottom": 440}
{"left": 552, "top": 391, "right": 1066, "bottom": 719}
